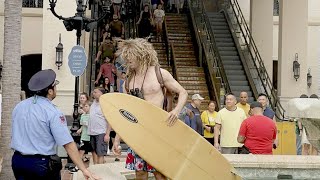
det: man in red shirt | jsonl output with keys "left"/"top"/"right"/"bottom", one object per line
{"left": 95, "top": 57, "right": 117, "bottom": 87}
{"left": 237, "top": 101, "right": 277, "bottom": 154}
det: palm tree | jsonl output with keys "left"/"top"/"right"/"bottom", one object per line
{"left": 0, "top": 0, "right": 22, "bottom": 179}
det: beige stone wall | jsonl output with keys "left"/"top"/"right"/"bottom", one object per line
{"left": 0, "top": 4, "right": 43, "bottom": 58}
{"left": 238, "top": 0, "right": 320, "bottom": 100}
{"left": 42, "top": 0, "right": 78, "bottom": 115}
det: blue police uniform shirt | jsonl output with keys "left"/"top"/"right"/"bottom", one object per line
{"left": 263, "top": 107, "right": 275, "bottom": 120}
{"left": 10, "top": 96, "right": 73, "bottom": 155}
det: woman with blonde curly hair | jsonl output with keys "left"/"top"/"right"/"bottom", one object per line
{"left": 112, "top": 38, "right": 188, "bottom": 180}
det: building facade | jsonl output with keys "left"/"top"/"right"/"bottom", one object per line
{"left": 0, "top": 0, "right": 319, "bottom": 116}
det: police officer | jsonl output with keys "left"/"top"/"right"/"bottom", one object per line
{"left": 10, "top": 69, "right": 99, "bottom": 179}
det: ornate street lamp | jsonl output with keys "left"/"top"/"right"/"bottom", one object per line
{"left": 293, "top": 53, "right": 300, "bottom": 81}
{"left": 55, "top": 33, "right": 63, "bottom": 69}
{"left": 307, "top": 68, "right": 312, "bottom": 88}
{"left": 48, "top": 0, "right": 107, "bottom": 171}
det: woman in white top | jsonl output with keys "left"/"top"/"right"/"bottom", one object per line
{"left": 112, "top": 0, "right": 122, "bottom": 19}
{"left": 153, "top": 4, "right": 165, "bottom": 38}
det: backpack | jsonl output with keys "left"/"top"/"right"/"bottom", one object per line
{"left": 125, "top": 65, "right": 173, "bottom": 111}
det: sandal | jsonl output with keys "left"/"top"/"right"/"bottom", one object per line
{"left": 83, "top": 157, "right": 90, "bottom": 162}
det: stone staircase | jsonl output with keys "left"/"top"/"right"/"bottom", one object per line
{"left": 166, "top": 14, "right": 210, "bottom": 111}
{"left": 151, "top": 41, "right": 172, "bottom": 74}
{"left": 208, "top": 12, "right": 254, "bottom": 102}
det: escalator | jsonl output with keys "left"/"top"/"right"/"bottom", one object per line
{"left": 190, "top": 0, "right": 285, "bottom": 118}
{"left": 207, "top": 12, "right": 255, "bottom": 102}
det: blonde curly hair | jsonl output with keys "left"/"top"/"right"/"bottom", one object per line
{"left": 121, "top": 38, "right": 159, "bottom": 79}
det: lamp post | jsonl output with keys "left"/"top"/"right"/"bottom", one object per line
{"left": 48, "top": 0, "right": 107, "bottom": 171}
{"left": 55, "top": 33, "right": 63, "bottom": 69}
{"left": 293, "top": 53, "right": 300, "bottom": 81}
{"left": 307, "top": 68, "right": 312, "bottom": 88}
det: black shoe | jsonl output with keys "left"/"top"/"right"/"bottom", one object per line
{"left": 115, "top": 158, "right": 120, "bottom": 161}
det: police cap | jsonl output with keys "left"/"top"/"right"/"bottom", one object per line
{"left": 28, "top": 69, "right": 57, "bottom": 91}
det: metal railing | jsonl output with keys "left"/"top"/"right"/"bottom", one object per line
{"left": 22, "top": 0, "right": 43, "bottom": 8}
{"left": 188, "top": 0, "right": 233, "bottom": 108}
{"left": 163, "top": 17, "right": 171, "bottom": 67}
{"left": 223, "top": 0, "right": 285, "bottom": 119}
{"left": 273, "top": 0, "right": 279, "bottom": 16}
{"left": 170, "top": 44, "right": 178, "bottom": 80}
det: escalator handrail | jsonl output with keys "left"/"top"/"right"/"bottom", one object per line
{"left": 224, "top": 0, "right": 286, "bottom": 119}
{"left": 187, "top": 0, "right": 226, "bottom": 108}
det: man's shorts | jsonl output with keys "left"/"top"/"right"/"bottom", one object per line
{"left": 90, "top": 134, "right": 108, "bottom": 156}
{"left": 125, "top": 148, "right": 156, "bottom": 172}
{"left": 79, "top": 140, "right": 93, "bottom": 154}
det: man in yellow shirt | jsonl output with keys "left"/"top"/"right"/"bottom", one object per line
{"left": 214, "top": 93, "right": 246, "bottom": 154}
{"left": 201, "top": 101, "right": 218, "bottom": 145}
{"left": 236, "top": 91, "right": 250, "bottom": 117}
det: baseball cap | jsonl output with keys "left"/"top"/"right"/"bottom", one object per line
{"left": 250, "top": 101, "right": 263, "bottom": 109}
{"left": 192, "top": 94, "right": 204, "bottom": 100}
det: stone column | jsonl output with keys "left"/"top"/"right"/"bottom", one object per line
{"left": 42, "top": 0, "right": 77, "bottom": 115}
{"left": 250, "top": 0, "right": 273, "bottom": 79}
{"left": 278, "top": 0, "right": 308, "bottom": 105}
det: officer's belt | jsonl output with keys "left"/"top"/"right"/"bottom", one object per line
{"left": 14, "top": 151, "right": 52, "bottom": 158}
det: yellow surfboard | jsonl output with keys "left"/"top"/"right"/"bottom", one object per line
{"left": 100, "top": 93, "right": 241, "bottom": 180}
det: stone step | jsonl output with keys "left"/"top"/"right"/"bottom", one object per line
{"left": 175, "top": 54, "right": 196, "bottom": 58}
{"left": 175, "top": 57, "right": 197, "bottom": 61}
{"left": 180, "top": 84, "right": 209, "bottom": 90}
{"left": 176, "top": 61, "right": 198, "bottom": 66}
{"left": 174, "top": 50, "right": 195, "bottom": 55}
{"left": 179, "top": 81, "right": 208, "bottom": 85}
{"left": 176, "top": 67, "right": 203, "bottom": 72}
{"left": 167, "top": 26, "right": 189, "bottom": 30}
{"left": 186, "top": 89, "right": 209, "bottom": 96}
{"left": 166, "top": 22, "right": 189, "bottom": 27}
{"left": 177, "top": 71, "right": 205, "bottom": 76}
{"left": 174, "top": 46, "right": 194, "bottom": 51}
{"left": 167, "top": 29, "right": 191, "bottom": 34}
{"left": 168, "top": 39, "right": 193, "bottom": 44}
{"left": 168, "top": 33, "right": 191, "bottom": 37}
{"left": 178, "top": 76, "right": 206, "bottom": 81}
{"left": 169, "top": 36, "right": 192, "bottom": 41}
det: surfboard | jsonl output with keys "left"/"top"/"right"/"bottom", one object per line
{"left": 100, "top": 93, "right": 241, "bottom": 180}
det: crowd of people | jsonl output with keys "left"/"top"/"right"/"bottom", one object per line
{"left": 179, "top": 92, "right": 278, "bottom": 155}
{"left": 8, "top": 1, "right": 305, "bottom": 180}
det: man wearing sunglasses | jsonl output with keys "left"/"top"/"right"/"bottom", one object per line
{"left": 10, "top": 69, "right": 99, "bottom": 180}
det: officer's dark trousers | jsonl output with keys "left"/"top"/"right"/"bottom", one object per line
{"left": 12, "top": 152, "right": 61, "bottom": 180}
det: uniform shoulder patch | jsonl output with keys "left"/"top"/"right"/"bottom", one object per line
{"left": 60, "top": 116, "right": 66, "bottom": 124}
